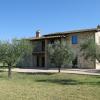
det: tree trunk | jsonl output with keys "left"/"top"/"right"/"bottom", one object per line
{"left": 8, "top": 66, "right": 12, "bottom": 78}
{"left": 58, "top": 66, "right": 61, "bottom": 73}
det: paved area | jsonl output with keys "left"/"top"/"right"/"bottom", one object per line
{"left": 0, "top": 68, "right": 100, "bottom": 75}
{"left": 2, "top": 68, "right": 100, "bottom": 76}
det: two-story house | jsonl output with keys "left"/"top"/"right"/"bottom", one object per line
{"left": 21, "top": 25, "right": 100, "bottom": 69}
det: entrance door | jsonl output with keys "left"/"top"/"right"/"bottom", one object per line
{"left": 72, "top": 57, "right": 78, "bottom": 68}
{"left": 42, "top": 57, "right": 45, "bottom": 67}
{"left": 37, "top": 56, "right": 39, "bottom": 67}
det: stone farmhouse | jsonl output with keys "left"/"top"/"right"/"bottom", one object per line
{"left": 18, "top": 26, "right": 100, "bottom": 69}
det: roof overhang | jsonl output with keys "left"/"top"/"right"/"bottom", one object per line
{"left": 26, "top": 28, "right": 97, "bottom": 41}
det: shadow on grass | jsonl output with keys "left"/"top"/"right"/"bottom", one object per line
{"left": 17, "top": 72, "right": 100, "bottom": 85}
{"left": 35, "top": 79, "right": 100, "bottom": 85}
{"left": 18, "top": 72, "right": 56, "bottom": 75}
{"left": 0, "top": 70, "right": 5, "bottom": 72}
{"left": 0, "top": 75, "right": 5, "bottom": 79}
{"left": 91, "top": 75, "right": 100, "bottom": 79}
{"left": 36, "top": 79, "right": 78, "bottom": 85}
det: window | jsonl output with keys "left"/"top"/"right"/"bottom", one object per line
{"left": 49, "top": 40, "right": 54, "bottom": 44}
{"left": 72, "top": 35, "right": 78, "bottom": 44}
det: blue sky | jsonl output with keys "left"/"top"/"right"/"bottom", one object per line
{"left": 0, "top": 0, "right": 100, "bottom": 40}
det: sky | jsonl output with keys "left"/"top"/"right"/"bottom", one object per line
{"left": 0, "top": 0, "right": 100, "bottom": 40}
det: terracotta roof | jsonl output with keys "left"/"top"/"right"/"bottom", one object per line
{"left": 26, "top": 27, "right": 97, "bottom": 41}
{"left": 43, "top": 28, "right": 97, "bottom": 37}
{"left": 26, "top": 35, "right": 65, "bottom": 41}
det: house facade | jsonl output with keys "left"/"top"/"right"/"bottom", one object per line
{"left": 19, "top": 26, "right": 100, "bottom": 69}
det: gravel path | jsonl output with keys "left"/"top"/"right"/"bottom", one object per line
{"left": 0, "top": 68, "right": 100, "bottom": 75}
{"left": 3, "top": 68, "right": 99, "bottom": 76}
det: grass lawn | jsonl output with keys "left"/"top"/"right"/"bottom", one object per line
{"left": 0, "top": 71, "right": 100, "bottom": 100}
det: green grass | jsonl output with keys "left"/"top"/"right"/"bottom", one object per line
{"left": 0, "top": 71, "right": 100, "bottom": 100}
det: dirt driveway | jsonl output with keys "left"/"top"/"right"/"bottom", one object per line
{"left": 2, "top": 68, "right": 100, "bottom": 76}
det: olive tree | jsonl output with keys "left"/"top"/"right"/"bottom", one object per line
{"left": 48, "top": 40, "right": 74, "bottom": 72}
{"left": 0, "top": 39, "right": 33, "bottom": 78}
{"left": 80, "top": 38, "right": 100, "bottom": 62}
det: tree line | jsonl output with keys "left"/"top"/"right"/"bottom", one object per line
{"left": 0, "top": 38, "right": 100, "bottom": 78}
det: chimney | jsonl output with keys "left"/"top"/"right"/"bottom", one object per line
{"left": 36, "top": 30, "right": 41, "bottom": 38}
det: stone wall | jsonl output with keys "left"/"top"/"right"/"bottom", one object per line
{"left": 95, "top": 31, "right": 100, "bottom": 69}
{"left": 65, "top": 31, "right": 95, "bottom": 69}
{"left": 45, "top": 32, "right": 96, "bottom": 69}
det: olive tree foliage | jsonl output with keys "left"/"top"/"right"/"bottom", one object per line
{"left": 80, "top": 38, "right": 100, "bottom": 62}
{"left": 48, "top": 40, "right": 74, "bottom": 72}
{"left": 0, "top": 39, "right": 33, "bottom": 78}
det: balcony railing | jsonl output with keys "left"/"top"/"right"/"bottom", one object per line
{"left": 32, "top": 40, "right": 45, "bottom": 53}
